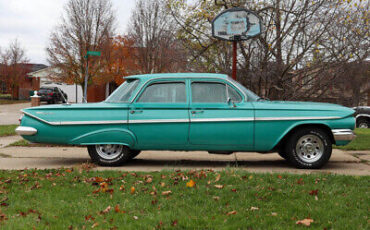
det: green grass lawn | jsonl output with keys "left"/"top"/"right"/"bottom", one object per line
{"left": 0, "top": 125, "right": 17, "bottom": 137}
{"left": 0, "top": 169, "right": 368, "bottom": 229}
{"left": 335, "top": 128, "right": 370, "bottom": 151}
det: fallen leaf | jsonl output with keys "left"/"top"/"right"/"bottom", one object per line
{"left": 277, "top": 175, "right": 283, "bottom": 179}
{"left": 296, "top": 218, "right": 314, "bottom": 226}
{"left": 214, "top": 185, "right": 224, "bottom": 189}
{"left": 231, "top": 189, "right": 237, "bottom": 193}
{"left": 130, "top": 187, "right": 135, "bottom": 194}
{"left": 94, "top": 177, "right": 104, "bottom": 183}
{"left": 171, "top": 220, "right": 178, "bottom": 226}
{"left": 119, "top": 185, "right": 125, "bottom": 191}
{"left": 114, "top": 204, "right": 125, "bottom": 213}
{"left": 250, "top": 207, "right": 259, "bottom": 211}
{"left": 226, "top": 210, "right": 237, "bottom": 216}
{"left": 309, "top": 189, "right": 318, "bottom": 196}
{"left": 213, "top": 196, "right": 220, "bottom": 201}
{"left": 160, "top": 182, "right": 165, "bottom": 187}
{"left": 271, "top": 212, "right": 278, "bottom": 216}
{"left": 186, "top": 180, "right": 196, "bottom": 188}
{"left": 248, "top": 175, "right": 253, "bottom": 180}
{"left": 315, "top": 196, "right": 318, "bottom": 201}
{"left": 162, "top": 191, "right": 172, "bottom": 196}
{"left": 133, "top": 216, "right": 138, "bottom": 220}
{"left": 215, "top": 174, "right": 221, "bottom": 182}
{"left": 146, "top": 177, "right": 153, "bottom": 183}
{"left": 101, "top": 206, "right": 111, "bottom": 214}
{"left": 65, "top": 169, "right": 72, "bottom": 173}
{"left": 297, "top": 178, "right": 304, "bottom": 184}
{"left": 0, "top": 202, "right": 8, "bottom": 207}
{"left": 91, "top": 222, "right": 99, "bottom": 228}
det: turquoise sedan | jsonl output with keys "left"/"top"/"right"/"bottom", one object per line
{"left": 16, "top": 73, "right": 356, "bottom": 169}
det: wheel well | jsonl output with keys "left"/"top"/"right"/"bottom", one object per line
{"left": 357, "top": 116, "right": 370, "bottom": 122}
{"left": 274, "top": 124, "right": 335, "bottom": 151}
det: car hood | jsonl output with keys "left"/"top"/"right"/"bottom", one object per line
{"left": 253, "top": 100, "right": 355, "bottom": 118}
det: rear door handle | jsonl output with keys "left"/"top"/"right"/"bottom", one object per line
{"left": 191, "top": 110, "right": 204, "bottom": 114}
{"left": 130, "top": 110, "right": 143, "bottom": 114}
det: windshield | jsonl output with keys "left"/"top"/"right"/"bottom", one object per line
{"left": 227, "top": 77, "right": 260, "bottom": 102}
{"left": 105, "top": 79, "right": 140, "bottom": 103}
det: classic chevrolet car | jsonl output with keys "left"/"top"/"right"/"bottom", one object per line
{"left": 16, "top": 73, "right": 356, "bottom": 169}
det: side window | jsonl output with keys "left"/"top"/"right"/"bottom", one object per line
{"left": 227, "top": 85, "right": 242, "bottom": 102}
{"left": 137, "top": 82, "right": 186, "bottom": 103}
{"left": 192, "top": 82, "right": 227, "bottom": 103}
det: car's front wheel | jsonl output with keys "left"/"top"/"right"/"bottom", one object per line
{"left": 357, "top": 118, "right": 369, "bottom": 128}
{"left": 87, "top": 144, "right": 132, "bottom": 166}
{"left": 285, "top": 128, "right": 332, "bottom": 169}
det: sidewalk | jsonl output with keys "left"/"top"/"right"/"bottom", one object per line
{"left": 0, "top": 141, "right": 368, "bottom": 175}
{"left": 0, "top": 102, "right": 30, "bottom": 125}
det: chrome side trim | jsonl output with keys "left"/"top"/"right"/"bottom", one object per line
{"left": 191, "top": 118, "right": 254, "bottom": 122}
{"left": 22, "top": 111, "right": 126, "bottom": 126}
{"left": 59, "top": 120, "right": 127, "bottom": 125}
{"left": 255, "top": 116, "right": 341, "bottom": 121}
{"left": 356, "top": 114, "right": 370, "bottom": 119}
{"left": 129, "top": 119, "right": 188, "bottom": 124}
{"left": 15, "top": 126, "right": 37, "bottom": 135}
{"left": 332, "top": 129, "right": 356, "bottom": 141}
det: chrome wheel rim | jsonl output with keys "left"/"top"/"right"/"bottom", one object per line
{"left": 295, "top": 134, "right": 324, "bottom": 163}
{"left": 358, "top": 123, "right": 368, "bottom": 128}
{"left": 95, "top": 144, "right": 123, "bottom": 160}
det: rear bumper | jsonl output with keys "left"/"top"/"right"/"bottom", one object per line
{"left": 332, "top": 129, "right": 356, "bottom": 141}
{"left": 15, "top": 126, "right": 37, "bottom": 136}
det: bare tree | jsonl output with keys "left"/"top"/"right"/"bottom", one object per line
{"left": 168, "top": 0, "right": 369, "bottom": 105}
{"left": 127, "top": 0, "right": 187, "bottom": 74}
{"left": 47, "top": 0, "right": 116, "bottom": 92}
{"left": 0, "top": 40, "right": 29, "bottom": 99}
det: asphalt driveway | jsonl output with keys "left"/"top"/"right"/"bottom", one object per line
{"left": 0, "top": 135, "right": 369, "bottom": 175}
{"left": 0, "top": 102, "right": 30, "bottom": 125}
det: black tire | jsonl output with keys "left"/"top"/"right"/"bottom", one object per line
{"left": 277, "top": 149, "right": 288, "bottom": 160}
{"left": 130, "top": 150, "right": 141, "bottom": 159}
{"left": 87, "top": 144, "right": 132, "bottom": 166}
{"left": 357, "top": 118, "right": 369, "bottom": 128}
{"left": 285, "top": 128, "right": 332, "bottom": 169}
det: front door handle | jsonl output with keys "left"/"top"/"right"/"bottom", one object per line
{"left": 130, "top": 110, "right": 143, "bottom": 114}
{"left": 191, "top": 110, "right": 204, "bottom": 114}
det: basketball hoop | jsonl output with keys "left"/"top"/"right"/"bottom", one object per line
{"left": 211, "top": 7, "right": 263, "bottom": 80}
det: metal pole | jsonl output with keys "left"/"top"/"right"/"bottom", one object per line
{"left": 83, "top": 55, "right": 89, "bottom": 103}
{"left": 75, "top": 78, "right": 78, "bottom": 103}
{"left": 232, "top": 40, "right": 237, "bottom": 80}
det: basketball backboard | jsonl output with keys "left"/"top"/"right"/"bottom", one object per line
{"left": 212, "top": 8, "right": 262, "bottom": 41}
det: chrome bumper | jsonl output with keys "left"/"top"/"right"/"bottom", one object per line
{"left": 332, "top": 129, "right": 356, "bottom": 141}
{"left": 15, "top": 126, "right": 37, "bottom": 136}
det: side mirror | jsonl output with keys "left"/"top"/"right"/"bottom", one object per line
{"left": 227, "top": 97, "right": 236, "bottom": 107}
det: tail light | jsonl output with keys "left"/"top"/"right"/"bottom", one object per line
{"left": 48, "top": 92, "right": 54, "bottom": 96}
{"left": 19, "top": 114, "right": 24, "bottom": 124}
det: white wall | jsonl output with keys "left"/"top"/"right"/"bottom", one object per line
{"left": 41, "top": 83, "right": 83, "bottom": 103}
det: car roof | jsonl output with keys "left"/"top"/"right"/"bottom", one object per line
{"left": 124, "top": 73, "right": 229, "bottom": 81}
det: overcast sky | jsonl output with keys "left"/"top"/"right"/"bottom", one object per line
{"left": 0, "top": 0, "right": 136, "bottom": 65}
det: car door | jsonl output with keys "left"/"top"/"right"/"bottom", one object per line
{"left": 189, "top": 80, "right": 254, "bottom": 148}
{"left": 128, "top": 79, "right": 189, "bottom": 149}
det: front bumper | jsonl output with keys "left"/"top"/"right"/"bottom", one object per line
{"left": 15, "top": 126, "right": 37, "bottom": 136}
{"left": 332, "top": 129, "right": 356, "bottom": 141}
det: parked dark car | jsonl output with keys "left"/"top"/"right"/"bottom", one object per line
{"left": 354, "top": 106, "right": 370, "bottom": 128}
{"left": 39, "top": 87, "right": 68, "bottom": 104}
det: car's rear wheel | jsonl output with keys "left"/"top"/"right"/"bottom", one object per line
{"left": 285, "top": 128, "right": 332, "bottom": 169}
{"left": 357, "top": 118, "right": 369, "bottom": 128}
{"left": 87, "top": 144, "right": 131, "bottom": 166}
